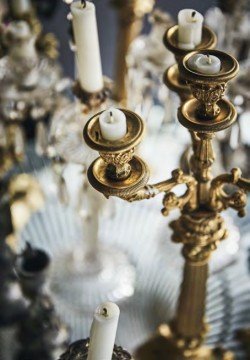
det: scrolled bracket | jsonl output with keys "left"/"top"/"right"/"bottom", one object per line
{"left": 161, "top": 170, "right": 197, "bottom": 216}
{"left": 120, "top": 169, "right": 197, "bottom": 215}
{"left": 210, "top": 168, "right": 250, "bottom": 217}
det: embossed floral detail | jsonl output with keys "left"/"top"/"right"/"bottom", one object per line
{"left": 101, "top": 149, "right": 134, "bottom": 167}
{"left": 190, "top": 82, "right": 226, "bottom": 118}
{"left": 210, "top": 168, "right": 249, "bottom": 217}
{"left": 162, "top": 169, "right": 197, "bottom": 216}
{"left": 100, "top": 149, "right": 134, "bottom": 180}
{"left": 170, "top": 213, "right": 228, "bottom": 262}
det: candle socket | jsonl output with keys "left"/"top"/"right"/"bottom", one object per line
{"left": 84, "top": 109, "right": 149, "bottom": 198}
{"left": 163, "top": 25, "right": 217, "bottom": 102}
{"left": 59, "top": 338, "right": 133, "bottom": 359}
{"left": 73, "top": 80, "right": 111, "bottom": 111}
{"left": 178, "top": 50, "right": 239, "bottom": 126}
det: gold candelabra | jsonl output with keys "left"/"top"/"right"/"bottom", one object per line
{"left": 83, "top": 31, "right": 250, "bottom": 358}
{"left": 111, "top": 0, "right": 155, "bottom": 104}
{"left": 163, "top": 25, "right": 217, "bottom": 103}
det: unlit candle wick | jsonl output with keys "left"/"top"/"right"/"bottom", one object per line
{"left": 102, "top": 307, "right": 108, "bottom": 317}
{"left": 81, "top": 0, "right": 86, "bottom": 8}
{"left": 206, "top": 54, "right": 212, "bottom": 64}
{"left": 109, "top": 111, "right": 114, "bottom": 124}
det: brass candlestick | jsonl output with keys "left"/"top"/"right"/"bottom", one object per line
{"left": 111, "top": 0, "right": 155, "bottom": 104}
{"left": 163, "top": 24, "right": 217, "bottom": 103}
{"left": 84, "top": 49, "right": 250, "bottom": 359}
{"left": 163, "top": 24, "right": 217, "bottom": 173}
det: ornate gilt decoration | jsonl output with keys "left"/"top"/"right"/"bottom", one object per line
{"left": 84, "top": 43, "right": 246, "bottom": 358}
{"left": 210, "top": 168, "right": 249, "bottom": 217}
{"left": 189, "top": 82, "right": 226, "bottom": 118}
{"left": 100, "top": 148, "right": 135, "bottom": 180}
{"left": 170, "top": 213, "right": 227, "bottom": 263}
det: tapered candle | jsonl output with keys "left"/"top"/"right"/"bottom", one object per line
{"left": 11, "top": 0, "right": 32, "bottom": 16}
{"left": 71, "top": 1, "right": 103, "bottom": 93}
{"left": 178, "top": 9, "right": 204, "bottom": 50}
{"left": 188, "top": 54, "right": 221, "bottom": 75}
{"left": 99, "top": 108, "right": 127, "bottom": 141}
{"left": 87, "top": 302, "right": 120, "bottom": 360}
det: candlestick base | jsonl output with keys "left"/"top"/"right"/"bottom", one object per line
{"left": 50, "top": 244, "right": 136, "bottom": 312}
{"left": 73, "top": 81, "right": 111, "bottom": 111}
{"left": 135, "top": 325, "right": 234, "bottom": 360}
{"left": 59, "top": 338, "right": 133, "bottom": 359}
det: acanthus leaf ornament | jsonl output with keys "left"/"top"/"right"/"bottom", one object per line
{"left": 210, "top": 167, "right": 249, "bottom": 217}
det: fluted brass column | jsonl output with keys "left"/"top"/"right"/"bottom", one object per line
{"left": 111, "top": 0, "right": 154, "bottom": 104}
{"left": 174, "top": 262, "right": 208, "bottom": 343}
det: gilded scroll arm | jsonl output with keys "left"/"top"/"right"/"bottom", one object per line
{"left": 120, "top": 169, "right": 197, "bottom": 215}
{"left": 210, "top": 168, "right": 250, "bottom": 217}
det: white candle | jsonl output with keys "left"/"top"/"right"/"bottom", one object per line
{"left": 8, "top": 21, "right": 37, "bottom": 60}
{"left": 87, "top": 302, "right": 120, "bottom": 360}
{"left": 99, "top": 108, "right": 127, "bottom": 141}
{"left": 188, "top": 54, "right": 221, "bottom": 75}
{"left": 11, "top": 0, "right": 32, "bottom": 15}
{"left": 178, "top": 9, "right": 204, "bottom": 50}
{"left": 71, "top": 1, "right": 103, "bottom": 93}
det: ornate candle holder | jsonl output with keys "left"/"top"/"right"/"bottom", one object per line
{"left": 59, "top": 338, "right": 133, "bottom": 359}
{"left": 111, "top": 0, "right": 155, "bottom": 104}
{"left": 163, "top": 24, "right": 217, "bottom": 103}
{"left": 84, "top": 50, "right": 250, "bottom": 359}
{"left": 84, "top": 109, "right": 149, "bottom": 198}
{"left": 0, "top": 21, "right": 65, "bottom": 174}
{"left": 48, "top": 80, "right": 136, "bottom": 313}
